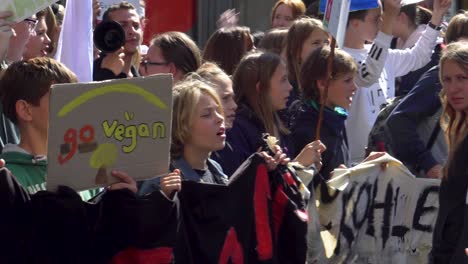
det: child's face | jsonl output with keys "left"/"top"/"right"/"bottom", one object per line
{"left": 269, "top": 62, "right": 292, "bottom": 111}
{"left": 186, "top": 93, "right": 226, "bottom": 154}
{"left": 300, "top": 29, "right": 330, "bottom": 64}
{"left": 213, "top": 75, "right": 237, "bottom": 129}
{"left": 442, "top": 59, "right": 468, "bottom": 112}
{"left": 272, "top": 3, "right": 294, "bottom": 28}
{"left": 325, "top": 72, "right": 357, "bottom": 109}
{"left": 358, "top": 7, "right": 383, "bottom": 43}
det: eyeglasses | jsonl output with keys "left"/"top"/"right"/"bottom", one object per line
{"left": 24, "top": 18, "right": 38, "bottom": 33}
{"left": 140, "top": 60, "right": 169, "bottom": 72}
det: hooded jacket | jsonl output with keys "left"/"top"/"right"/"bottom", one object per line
{"left": 0, "top": 144, "right": 47, "bottom": 194}
{"left": 0, "top": 144, "right": 97, "bottom": 200}
{"left": 289, "top": 100, "right": 349, "bottom": 184}
{"left": 219, "top": 104, "right": 289, "bottom": 177}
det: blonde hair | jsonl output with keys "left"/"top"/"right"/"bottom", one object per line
{"left": 286, "top": 17, "right": 327, "bottom": 87}
{"left": 171, "top": 79, "right": 223, "bottom": 159}
{"left": 196, "top": 62, "right": 230, "bottom": 91}
{"left": 271, "top": 0, "right": 306, "bottom": 25}
{"left": 439, "top": 41, "right": 468, "bottom": 177}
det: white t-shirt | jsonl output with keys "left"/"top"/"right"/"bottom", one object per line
{"left": 344, "top": 27, "right": 440, "bottom": 163}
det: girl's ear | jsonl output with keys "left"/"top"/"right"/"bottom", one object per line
{"left": 255, "top": 82, "right": 260, "bottom": 93}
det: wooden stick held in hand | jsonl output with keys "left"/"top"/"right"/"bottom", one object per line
{"left": 315, "top": 37, "right": 336, "bottom": 141}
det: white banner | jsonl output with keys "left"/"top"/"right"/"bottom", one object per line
{"left": 315, "top": 154, "right": 440, "bottom": 263}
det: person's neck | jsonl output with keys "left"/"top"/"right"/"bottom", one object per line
{"left": 18, "top": 127, "right": 47, "bottom": 156}
{"left": 344, "top": 31, "right": 365, "bottom": 49}
{"left": 122, "top": 53, "right": 135, "bottom": 77}
{"left": 399, "top": 25, "right": 416, "bottom": 44}
{"left": 183, "top": 145, "right": 210, "bottom": 170}
{"left": 6, "top": 45, "right": 23, "bottom": 62}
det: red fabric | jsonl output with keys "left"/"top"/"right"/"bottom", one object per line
{"left": 111, "top": 247, "right": 173, "bottom": 264}
{"left": 218, "top": 227, "right": 244, "bottom": 264}
{"left": 272, "top": 185, "right": 288, "bottom": 237}
{"left": 143, "top": 1, "right": 196, "bottom": 44}
{"left": 283, "top": 171, "right": 297, "bottom": 187}
{"left": 253, "top": 164, "right": 273, "bottom": 261}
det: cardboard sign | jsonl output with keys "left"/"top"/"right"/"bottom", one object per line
{"left": 0, "top": 0, "right": 57, "bottom": 22}
{"left": 315, "top": 154, "right": 440, "bottom": 263}
{"left": 323, "top": 0, "right": 351, "bottom": 48}
{"left": 47, "top": 74, "right": 173, "bottom": 191}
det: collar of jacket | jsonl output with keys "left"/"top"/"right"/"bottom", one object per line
{"left": 306, "top": 99, "right": 348, "bottom": 117}
{"left": 171, "top": 157, "right": 228, "bottom": 184}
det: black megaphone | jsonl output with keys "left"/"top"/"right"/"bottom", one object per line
{"left": 93, "top": 20, "right": 125, "bottom": 53}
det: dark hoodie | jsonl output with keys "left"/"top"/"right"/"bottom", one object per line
{"left": 218, "top": 104, "right": 289, "bottom": 177}
{"left": 289, "top": 100, "right": 349, "bottom": 184}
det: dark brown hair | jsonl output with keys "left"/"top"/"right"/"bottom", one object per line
{"left": 151, "top": 32, "right": 202, "bottom": 76}
{"left": 300, "top": 46, "right": 357, "bottom": 102}
{"left": 259, "top": 28, "right": 288, "bottom": 55}
{"left": 286, "top": 17, "right": 326, "bottom": 85}
{"left": 203, "top": 26, "right": 253, "bottom": 76}
{"left": 233, "top": 51, "right": 288, "bottom": 136}
{"left": 102, "top": 1, "right": 137, "bottom": 22}
{"left": 0, "top": 57, "right": 77, "bottom": 124}
{"left": 445, "top": 11, "right": 468, "bottom": 44}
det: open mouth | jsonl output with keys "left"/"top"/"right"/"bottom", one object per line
{"left": 217, "top": 127, "right": 226, "bottom": 137}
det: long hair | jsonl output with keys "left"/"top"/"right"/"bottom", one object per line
{"left": 286, "top": 17, "right": 326, "bottom": 87}
{"left": 203, "top": 26, "right": 253, "bottom": 76}
{"left": 233, "top": 52, "right": 288, "bottom": 137}
{"left": 444, "top": 11, "right": 468, "bottom": 44}
{"left": 259, "top": 28, "right": 288, "bottom": 55}
{"left": 439, "top": 41, "right": 468, "bottom": 177}
{"left": 271, "top": 0, "right": 306, "bottom": 26}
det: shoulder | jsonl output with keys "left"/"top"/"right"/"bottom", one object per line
{"left": 207, "top": 158, "right": 228, "bottom": 182}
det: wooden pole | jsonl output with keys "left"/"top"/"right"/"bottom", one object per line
{"left": 315, "top": 37, "right": 336, "bottom": 141}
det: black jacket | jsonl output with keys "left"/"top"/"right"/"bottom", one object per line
{"left": 289, "top": 100, "right": 349, "bottom": 184}
{"left": 431, "top": 136, "right": 468, "bottom": 263}
{"left": 219, "top": 104, "right": 289, "bottom": 177}
{"left": 387, "top": 66, "right": 447, "bottom": 175}
{"left": 93, "top": 54, "right": 139, "bottom": 81}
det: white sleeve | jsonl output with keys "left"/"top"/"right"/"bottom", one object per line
{"left": 387, "top": 26, "right": 439, "bottom": 78}
{"left": 354, "top": 31, "right": 393, "bottom": 87}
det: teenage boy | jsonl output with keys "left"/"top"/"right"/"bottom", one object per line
{"left": 93, "top": 1, "right": 143, "bottom": 81}
{"left": 0, "top": 57, "right": 96, "bottom": 200}
{"left": 343, "top": 0, "right": 451, "bottom": 163}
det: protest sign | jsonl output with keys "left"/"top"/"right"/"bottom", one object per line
{"left": 315, "top": 154, "right": 440, "bottom": 263}
{"left": 47, "top": 74, "right": 173, "bottom": 191}
{"left": 0, "top": 0, "right": 57, "bottom": 22}
{"left": 323, "top": 0, "right": 351, "bottom": 48}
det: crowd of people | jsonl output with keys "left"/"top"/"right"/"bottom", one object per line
{"left": 0, "top": 0, "right": 467, "bottom": 263}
